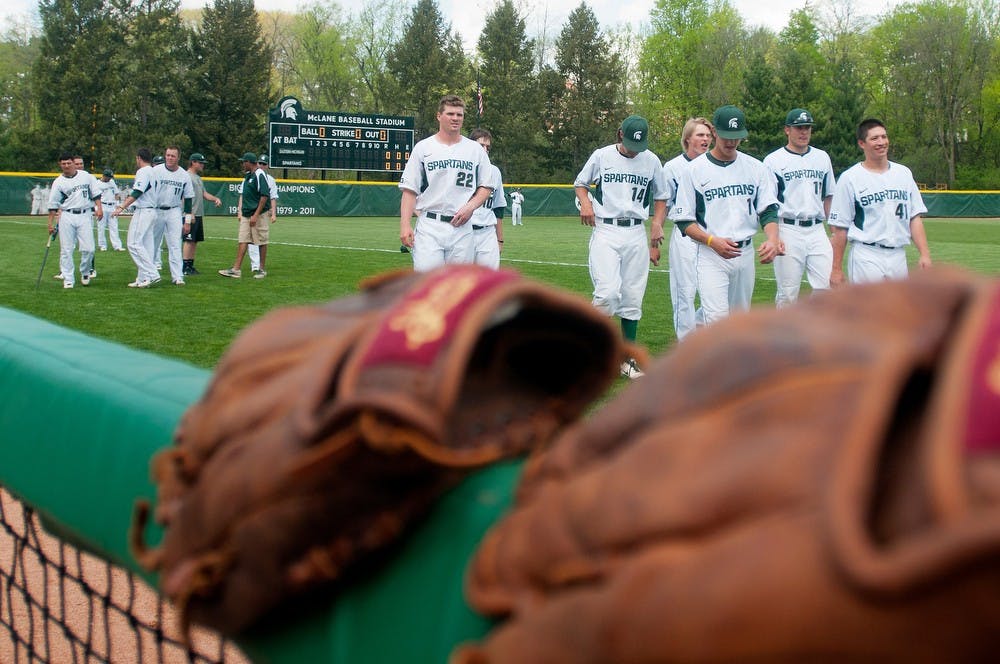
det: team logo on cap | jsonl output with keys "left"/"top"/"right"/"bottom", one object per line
{"left": 797, "top": 112, "right": 810, "bottom": 123}
{"left": 728, "top": 118, "right": 739, "bottom": 129}
{"left": 633, "top": 130, "right": 644, "bottom": 141}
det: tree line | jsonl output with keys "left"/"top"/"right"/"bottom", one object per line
{"left": 0, "top": 0, "right": 997, "bottom": 188}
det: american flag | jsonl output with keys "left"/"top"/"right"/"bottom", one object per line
{"left": 476, "top": 80, "right": 484, "bottom": 120}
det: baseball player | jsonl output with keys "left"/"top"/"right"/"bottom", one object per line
{"left": 247, "top": 155, "right": 278, "bottom": 277}
{"left": 73, "top": 155, "right": 100, "bottom": 280}
{"left": 663, "top": 116, "right": 714, "bottom": 340}
{"left": 95, "top": 168, "right": 124, "bottom": 251}
{"left": 30, "top": 184, "right": 46, "bottom": 215}
{"left": 829, "top": 118, "right": 931, "bottom": 284}
{"left": 763, "top": 109, "right": 836, "bottom": 307}
{"left": 115, "top": 148, "right": 160, "bottom": 288}
{"left": 219, "top": 152, "right": 271, "bottom": 279}
{"left": 183, "top": 152, "right": 222, "bottom": 276}
{"left": 575, "top": 114, "right": 668, "bottom": 379}
{"left": 399, "top": 95, "right": 495, "bottom": 272}
{"left": 151, "top": 146, "right": 195, "bottom": 285}
{"left": 510, "top": 188, "right": 524, "bottom": 226}
{"left": 47, "top": 152, "right": 102, "bottom": 288}
{"left": 468, "top": 128, "right": 506, "bottom": 269}
{"left": 672, "top": 105, "right": 783, "bottom": 326}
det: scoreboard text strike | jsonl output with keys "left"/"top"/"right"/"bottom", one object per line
{"left": 268, "top": 97, "right": 414, "bottom": 172}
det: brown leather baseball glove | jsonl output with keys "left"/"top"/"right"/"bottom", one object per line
{"left": 457, "top": 268, "right": 1000, "bottom": 663}
{"left": 130, "top": 265, "right": 626, "bottom": 636}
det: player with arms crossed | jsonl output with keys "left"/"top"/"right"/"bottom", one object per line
{"left": 468, "top": 128, "right": 506, "bottom": 269}
{"left": 764, "top": 108, "right": 835, "bottom": 306}
{"left": 399, "top": 95, "right": 494, "bottom": 271}
{"left": 47, "top": 152, "right": 103, "bottom": 288}
{"left": 575, "top": 114, "right": 668, "bottom": 379}
{"left": 829, "top": 118, "right": 931, "bottom": 284}
{"left": 663, "top": 117, "right": 713, "bottom": 340}
{"left": 672, "top": 105, "right": 782, "bottom": 326}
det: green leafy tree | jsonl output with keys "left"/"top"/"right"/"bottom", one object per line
{"left": 386, "top": 0, "right": 470, "bottom": 138}
{"left": 0, "top": 24, "right": 42, "bottom": 169}
{"left": 351, "top": 0, "right": 405, "bottom": 113}
{"left": 281, "top": 2, "right": 358, "bottom": 110}
{"left": 543, "top": 3, "right": 626, "bottom": 179}
{"left": 185, "top": 0, "right": 273, "bottom": 174}
{"left": 740, "top": 47, "right": 784, "bottom": 159}
{"left": 475, "top": 0, "right": 541, "bottom": 182}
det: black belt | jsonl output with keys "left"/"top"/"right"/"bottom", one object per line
{"left": 601, "top": 217, "right": 643, "bottom": 227}
{"left": 158, "top": 205, "right": 178, "bottom": 210}
{"left": 733, "top": 238, "right": 752, "bottom": 248}
{"left": 66, "top": 208, "right": 93, "bottom": 214}
{"left": 425, "top": 211, "right": 454, "bottom": 222}
{"left": 860, "top": 241, "right": 900, "bottom": 250}
{"left": 781, "top": 217, "right": 823, "bottom": 227}
{"left": 472, "top": 225, "right": 488, "bottom": 230}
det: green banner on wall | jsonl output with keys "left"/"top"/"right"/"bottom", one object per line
{"left": 1, "top": 173, "right": 997, "bottom": 218}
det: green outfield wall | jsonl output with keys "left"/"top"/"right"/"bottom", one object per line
{"left": 4, "top": 172, "right": 998, "bottom": 218}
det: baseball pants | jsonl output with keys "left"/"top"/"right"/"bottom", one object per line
{"left": 411, "top": 215, "right": 475, "bottom": 272}
{"left": 127, "top": 208, "right": 159, "bottom": 283}
{"left": 57, "top": 211, "right": 95, "bottom": 286}
{"left": 848, "top": 242, "right": 908, "bottom": 284}
{"left": 668, "top": 224, "right": 699, "bottom": 340}
{"left": 773, "top": 224, "right": 832, "bottom": 307}
{"left": 695, "top": 241, "right": 755, "bottom": 325}
{"left": 155, "top": 207, "right": 185, "bottom": 282}
{"left": 472, "top": 225, "right": 500, "bottom": 270}
{"left": 511, "top": 206, "right": 522, "bottom": 226}
{"left": 97, "top": 207, "right": 123, "bottom": 250}
{"left": 588, "top": 223, "right": 648, "bottom": 321}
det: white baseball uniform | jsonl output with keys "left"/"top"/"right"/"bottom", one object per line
{"left": 470, "top": 164, "right": 506, "bottom": 269}
{"left": 95, "top": 177, "right": 123, "bottom": 251}
{"left": 126, "top": 164, "right": 161, "bottom": 284}
{"left": 575, "top": 144, "right": 669, "bottom": 321}
{"left": 152, "top": 163, "right": 194, "bottom": 283}
{"left": 48, "top": 171, "right": 100, "bottom": 286}
{"left": 30, "top": 185, "right": 45, "bottom": 215}
{"left": 672, "top": 151, "right": 779, "bottom": 325}
{"left": 510, "top": 190, "right": 524, "bottom": 225}
{"left": 663, "top": 153, "right": 701, "bottom": 340}
{"left": 249, "top": 171, "right": 278, "bottom": 272}
{"left": 763, "top": 146, "right": 835, "bottom": 306}
{"left": 828, "top": 161, "right": 927, "bottom": 283}
{"left": 399, "top": 135, "right": 494, "bottom": 272}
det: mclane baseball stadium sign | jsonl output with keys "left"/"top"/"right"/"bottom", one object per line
{"left": 267, "top": 96, "right": 415, "bottom": 173}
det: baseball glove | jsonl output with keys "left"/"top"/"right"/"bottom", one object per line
{"left": 457, "top": 267, "right": 1000, "bottom": 663}
{"left": 130, "top": 265, "right": 626, "bottom": 636}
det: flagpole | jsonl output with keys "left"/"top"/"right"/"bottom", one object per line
{"left": 476, "top": 68, "right": 482, "bottom": 127}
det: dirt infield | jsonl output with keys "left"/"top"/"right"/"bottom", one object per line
{"left": 0, "top": 488, "right": 249, "bottom": 663}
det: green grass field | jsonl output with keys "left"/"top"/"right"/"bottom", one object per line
{"left": 3, "top": 214, "right": 999, "bottom": 369}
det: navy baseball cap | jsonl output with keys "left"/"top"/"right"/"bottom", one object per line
{"left": 239, "top": 152, "right": 257, "bottom": 163}
{"left": 713, "top": 105, "right": 748, "bottom": 139}
{"left": 620, "top": 115, "right": 649, "bottom": 152}
{"left": 785, "top": 108, "right": 814, "bottom": 126}
{"left": 189, "top": 152, "right": 207, "bottom": 163}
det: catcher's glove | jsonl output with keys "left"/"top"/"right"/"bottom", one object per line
{"left": 131, "top": 265, "right": 626, "bottom": 636}
{"left": 457, "top": 267, "right": 1000, "bottom": 663}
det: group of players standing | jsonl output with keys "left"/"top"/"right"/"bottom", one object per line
{"left": 399, "top": 95, "right": 932, "bottom": 380}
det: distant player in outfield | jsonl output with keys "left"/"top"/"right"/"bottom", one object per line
{"left": 575, "top": 114, "right": 668, "bottom": 379}
{"left": 183, "top": 152, "right": 222, "bottom": 276}
{"left": 764, "top": 108, "right": 835, "bottom": 307}
{"left": 95, "top": 168, "right": 123, "bottom": 252}
{"left": 829, "top": 118, "right": 931, "bottom": 285}
{"left": 663, "top": 116, "right": 713, "bottom": 340}
{"left": 115, "top": 148, "right": 160, "bottom": 288}
{"left": 468, "top": 128, "right": 506, "bottom": 269}
{"left": 247, "top": 155, "right": 278, "bottom": 277}
{"left": 510, "top": 188, "right": 524, "bottom": 226}
{"left": 672, "top": 105, "right": 782, "bottom": 326}
{"left": 398, "top": 94, "right": 494, "bottom": 271}
{"left": 47, "top": 152, "right": 102, "bottom": 289}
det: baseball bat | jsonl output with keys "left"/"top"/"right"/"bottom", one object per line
{"left": 35, "top": 226, "right": 58, "bottom": 290}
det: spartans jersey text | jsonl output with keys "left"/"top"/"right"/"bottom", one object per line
{"left": 703, "top": 183, "right": 755, "bottom": 201}
{"left": 602, "top": 173, "right": 651, "bottom": 185}
{"left": 426, "top": 159, "right": 474, "bottom": 172}
{"left": 781, "top": 169, "right": 828, "bottom": 182}
{"left": 859, "top": 189, "right": 910, "bottom": 206}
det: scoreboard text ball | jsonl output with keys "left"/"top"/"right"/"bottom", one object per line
{"left": 268, "top": 97, "right": 414, "bottom": 173}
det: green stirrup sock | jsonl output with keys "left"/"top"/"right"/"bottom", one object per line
{"left": 621, "top": 318, "right": 638, "bottom": 342}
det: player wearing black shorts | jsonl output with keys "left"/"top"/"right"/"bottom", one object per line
{"left": 183, "top": 152, "right": 222, "bottom": 275}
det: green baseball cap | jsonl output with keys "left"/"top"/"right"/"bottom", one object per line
{"left": 257, "top": 155, "right": 268, "bottom": 165}
{"left": 189, "top": 152, "right": 207, "bottom": 163}
{"left": 713, "top": 105, "right": 748, "bottom": 139}
{"left": 153, "top": 155, "right": 165, "bottom": 165}
{"left": 239, "top": 152, "right": 257, "bottom": 163}
{"left": 620, "top": 115, "right": 649, "bottom": 152}
{"left": 785, "top": 108, "right": 814, "bottom": 126}
{"left": 102, "top": 168, "right": 113, "bottom": 177}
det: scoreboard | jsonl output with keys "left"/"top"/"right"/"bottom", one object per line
{"left": 267, "top": 96, "right": 414, "bottom": 172}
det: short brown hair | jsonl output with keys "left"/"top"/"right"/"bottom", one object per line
{"left": 469, "top": 128, "right": 492, "bottom": 142}
{"left": 438, "top": 95, "right": 465, "bottom": 114}
{"left": 857, "top": 118, "right": 886, "bottom": 143}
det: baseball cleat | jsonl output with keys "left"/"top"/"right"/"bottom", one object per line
{"left": 128, "top": 279, "right": 149, "bottom": 288}
{"left": 254, "top": 270, "right": 267, "bottom": 279}
{"left": 89, "top": 269, "right": 96, "bottom": 278}
{"left": 81, "top": 274, "right": 91, "bottom": 286}
{"left": 218, "top": 268, "right": 242, "bottom": 279}
{"left": 53, "top": 273, "right": 64, "bottom": 279}
{"left": 620, "top": 359, "right": 645, "bottom": 379}
{"left": 173, "top": 279, "right": 185, "bottom": 285}
{"left": 63, "top": 281, "right": 73, "bottom": 289}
